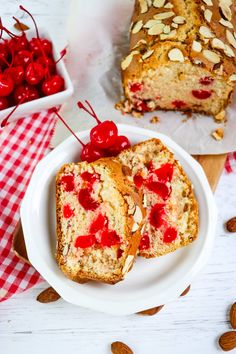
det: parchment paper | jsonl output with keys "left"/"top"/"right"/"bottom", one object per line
{"left": 51, "top": 0, "right": 236, "bottom": 154}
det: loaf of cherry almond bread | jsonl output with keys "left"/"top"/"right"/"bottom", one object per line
{"left": 56, "top": 158, "right": 145, "bottom": 284}
{"left": 119, "top": 0, "right": 236, "bottom": 121}
{"left": 118, "top": 139, "right": 198, "bottom": 258}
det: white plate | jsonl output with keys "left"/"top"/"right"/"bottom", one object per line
{"left": 21, "top": 125, "right": 217, "bottom": 316}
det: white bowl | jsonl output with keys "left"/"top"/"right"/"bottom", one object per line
{"left": 21, "top": 125, "right": 217, "bottom": 315}
{"left": 0, "top": 28, "right": 73, "bottom": 125}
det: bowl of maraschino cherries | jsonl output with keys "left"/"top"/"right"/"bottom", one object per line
{"left": 0, "top": 5, "right": 73, "bottom": 127}
{"left": 53, "top": 100, "right": 131, "bottom": 161}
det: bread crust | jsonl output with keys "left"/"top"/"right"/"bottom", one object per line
{"left": 120, "top": 0, "right": 236, "bottom": 117}
{"left": 56, "top": 158, "right": 145, "bottom": 284}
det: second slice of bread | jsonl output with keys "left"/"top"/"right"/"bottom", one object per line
{"left": 118, "top": 139, "right": 198, "bottom": 258}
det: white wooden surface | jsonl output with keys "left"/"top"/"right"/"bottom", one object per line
{"left": 1, "top": 1, "right": 236, "bottom": 353}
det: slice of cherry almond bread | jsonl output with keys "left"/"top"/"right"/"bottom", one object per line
{"left": 118, "top": 139, "right": 199, "bottom": 258}
{"left": 56, "top": 158, "right": 144, "bottom": 284}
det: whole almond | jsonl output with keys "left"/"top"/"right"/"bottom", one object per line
{"left": 230, "top": 303, "right": 236, "bottom": 329}
{"left": 181, "top": 285, "right": 191, "bottom": 296}
{"left": 138, "top": 305, "right": 164, "bottom": 315}
{"left": 111, "top": 341, "right": 133, "bottom": 354}
{"left": 37, "top": 287, "right": 61, "bottom": 303}
{"left": 219, "top": 331, "right": 236, "bottom": 351}
{"left": 226, "top": 217, "right": 236, "bottom": 232}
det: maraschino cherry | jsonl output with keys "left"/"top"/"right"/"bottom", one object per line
{"left": 0, "top": 73, "right": 14, "bottom": 97}
{"left": 0, "top": 97, "right": 8, "bottom": 110}
{"left": 52, "top": 108, "right": 104, "bottom": 163}
{"left": 80, "top": 142, "right": 105, "bottom": 163}
{"left": 106, "top": 135, "right": 131, "bottom": 156}
{"left": 77, "top": 100, "right": 131, "bottom": 157}
{"left": 13, "top": 50, "right": 31, "bottom": 67}
{"left": 77, "top": 100, "right": 118, "bottom": 149}
{"left": 5, "top": 65, "right": 24, "bottom": 85}
{"left": 25, "top": 62, "right": 45, "bottom": 85}
{"left": 19, "top": 6, "right": 52, "bottom": 58}
{"left": 36, "top": 55, "right": 55, "bottom": 75}
{"left": 41, "top": 74, "right": 64, "bottom": 96}
{"left": 14, "top": 84, "right": 39, "bottom": 103}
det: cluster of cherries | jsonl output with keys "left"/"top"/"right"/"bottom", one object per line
{"left": 0, "top": 6, "right": 65, "bottom": 126}
{"left": 54, "top": 100, "right": 131, "bottom": 162}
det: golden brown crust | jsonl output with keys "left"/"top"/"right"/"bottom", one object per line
{"left": 126, "top": 0, "right": 236, "bottom": 77}
{"left": 120, "top": 0, "right": 236, "bottom": 118}
{"left": 56, "top": 158, "right": 145, "bottom": 284}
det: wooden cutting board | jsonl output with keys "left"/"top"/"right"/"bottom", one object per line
{"left": 12, "top": 154, "right": 227, "bottom": 311}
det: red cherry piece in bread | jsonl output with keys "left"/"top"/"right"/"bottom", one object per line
{"left": 149, "top": 203, "right": 166, "bottom": 228}
{"left": 63, "top": 204, "right": 74, "bottom": 219}
{"left": 133, "top": 173, "right": 144, "bottom": 188}
{"left": 13, "top": 50, "right": 31, "bottom": 67}
{"left": 106, "top": 136, "right": 131, "bottom": 156}
{"left": 89, "top": 213, "right": 108, "bottom": 234}
{"left": 0, "top": 73, "right": 14, "bottom": 97}
{"left": 100, "top": 229, "right": 120, "bottom": 247}
{"left": 192, "top": 89, "right": 212, "bottom": 99}
{"left": 146, "top": 180, "right": 170, "bottom": 200}
{"left": 60, "top": 174, "right": 75, "bottom": 192}
{"left": 153, "top": 163, "right": 174, "bottom": 183}
{"left": 78, "top": 188, "right": 99, "bottom": 211}
{"left": 25, "top": 63, "right": 45, "bottom": 85}
{"left": 147, "top": 161, "right": 154, "bottom": 171}
{"left": 136, "top": 100, "right": 149, "bottom": 112}
{"left": 14, "top": 84, "right": 39, "bottom": 103}
{"left": 130, "top": 82, "right": 143, "bottom": 93}
{"left": 172, "top": 100, "right": 186, "bottom": 109}
{"left": 74, "top": 235, "right": 96, "bottom": 248}
{"left": 80, "top": 171, "right": 100, "bottom": 184}
{"left": 139, "top": 233, "right": 150, "bottom": 250}
{"left": 163, "top": 227, "right": 178, "bottom": 243}
{"left": 81, "top": 142, "right": 105, "bottom": 163}
{"left": 5, "top": 66, "right": 25, "bottom": 85}
{"left": 0, "top": 97, "right": 8, "bottom": 110}
{"left": 117, "top": 248, "right": 124, "bottom": 258}
{"left": 199, "top": 76, "right": 214, "bottom": 85}
{"left": 36, "top": 56, "right": 55, "bottom": 74}
{"left": 90, "top": 120, "right": 118, "bottom": 149}
{"left": 41, "top": 75, "right": 64, "bottom": 96}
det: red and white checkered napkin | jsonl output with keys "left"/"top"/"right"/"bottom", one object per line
{"left": 0, "top": 111, "right": 236, "bottom": 303}
{"left": 0, "top": 111, "right": 56, "bottom": 302}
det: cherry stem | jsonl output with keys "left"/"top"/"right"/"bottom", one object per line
{"left": 19, "top": 5, "right": 39, "bottom": 38}
{"left": 0, "top": 53, "right": 10, "bottom": 67}
{"left": 52, "top": 108, "right": 85, "bottom": 146}
{"left": 0, "top": 25, "right": 20, "bottom": 39}
{"left": 77, "top": 100, "right": 101, "bottom": 124}
{"left": 1, "top": 96, "right": 25, "bottom": 128}
{"left": 19, "top": 5, "right": 50, "bottom": 78}
{"left": 55, "top": 48, "right": 67, "bottom": 64}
